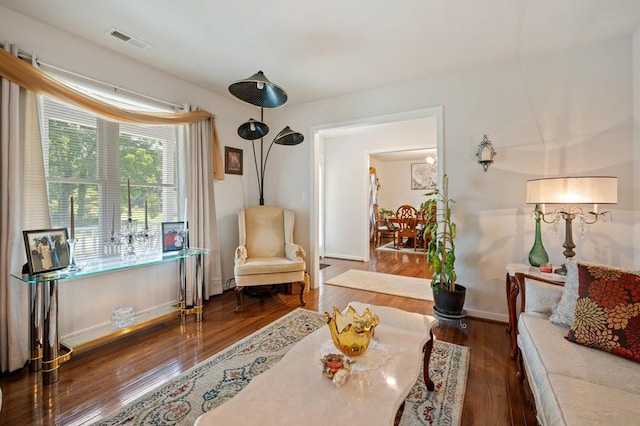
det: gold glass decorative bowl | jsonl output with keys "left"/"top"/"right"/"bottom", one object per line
{"left": 324, "top": 305, "right": 379, "bottom": 357}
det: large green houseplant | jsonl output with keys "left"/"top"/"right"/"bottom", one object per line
{"left": 424, "top": 174, "right": 466, "bottom": 315}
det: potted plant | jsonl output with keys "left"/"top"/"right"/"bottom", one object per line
{"left": 379, "top": 207, "right": 394, "bottom": 218}
{"left": 423, "top": 174, "right": 466, "bottom": 315}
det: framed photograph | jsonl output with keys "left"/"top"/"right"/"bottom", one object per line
{"left": 23, "top": 228, "right": 70, "bottom": 275}
{"left": 162, "top": 221, "right": 187, "bottom": 252}
{"left": 225, "top": 146, "right": 243, "bottom": 175}
{"left": 411, "top": 162, "right": 437, "bottom": 190}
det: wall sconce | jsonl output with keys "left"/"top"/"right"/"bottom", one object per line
{"left": 476, "top": 134, "right": 497, "bottom": 172}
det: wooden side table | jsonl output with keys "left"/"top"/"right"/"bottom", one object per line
{"left": 505, "top": 264, "right": 564, "bottom": 360}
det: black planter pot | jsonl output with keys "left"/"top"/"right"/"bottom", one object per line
{"left": 433, "top": 283, "right": 467, "bottom": 315}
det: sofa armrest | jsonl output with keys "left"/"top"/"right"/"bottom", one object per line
{"left": 508, "top": 273, "right": 564, "bottom": 360}
{"left": 515, "top": 273, "right": 564, "bottom": 315}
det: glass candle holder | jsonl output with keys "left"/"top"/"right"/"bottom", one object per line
{"left": 67, "top": 238, "right": 81, "bottom": 271}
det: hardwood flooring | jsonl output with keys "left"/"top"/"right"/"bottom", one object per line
{"left": 0, "top": 238, "right": 538, "bottom": 425}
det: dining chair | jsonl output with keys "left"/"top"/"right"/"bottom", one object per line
{"left": 372, "top": 204, "right": 397, "bottom": 246}
{"left": 417, "top": 203, "right": 437, "bottom": 252}
{"left": 395, "top": 205, "right": 419, "bottom": 250}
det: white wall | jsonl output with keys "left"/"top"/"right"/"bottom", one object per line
{"left": 374, "top": 158, "right": 435, "bottom": 213}
{"left": 634, "top": 29, "right": 640, "bottom": 271}
{"left": 321, "top": 115, "right": 437, "bottom": 260}
{"left": 0, "top": 7, "right": 252, "bottom": 337}
{"left": 2, "top": 6, "right": 638, "bottom": 327}
{"left": 276, "top": 37, "right": 635, "bottom": 322}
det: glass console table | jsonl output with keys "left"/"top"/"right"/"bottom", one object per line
{"left": 12, "top": 247, "right": 210, "bottom": 385}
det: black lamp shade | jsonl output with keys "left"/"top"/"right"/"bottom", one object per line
{"left": 237, "top": 119, "right": 269, "bottom": 140}
{"left": 228, "top": 71, "right": 288, "bottom": 108}
{"left": 273, "top": 126, "right": 304, "bottom": 146}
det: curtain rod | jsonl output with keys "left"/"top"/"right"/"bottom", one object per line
{"left": 13, "top": 50, "right": 184, "bottom": 110}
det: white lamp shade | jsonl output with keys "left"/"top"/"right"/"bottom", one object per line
{"left": 526, "top": 176, "right": 617, "bottom": 204}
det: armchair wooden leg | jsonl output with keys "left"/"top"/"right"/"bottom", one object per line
{"left": 298, "top": 280, "right": 306, "bottom": 307}
{"left": 234, "top": 286, "right": 244, "bottom": 313}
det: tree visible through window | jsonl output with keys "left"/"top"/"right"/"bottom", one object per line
{"left": 41, "top": 97, "right": 178, "bottom": 260}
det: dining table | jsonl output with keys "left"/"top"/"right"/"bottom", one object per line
{"left": 386, "top": 216, "right": 428, "bottom": 249}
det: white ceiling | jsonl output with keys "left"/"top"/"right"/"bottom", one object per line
{"left": 370, "top": 149, "right": 436, "bottom": 162}
{"left": 2, "top": 0, "right": 640, "bottom": 106}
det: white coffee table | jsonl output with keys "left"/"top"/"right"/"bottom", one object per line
{"left": 195, "top": 302, "right": 438, "bottom": 426}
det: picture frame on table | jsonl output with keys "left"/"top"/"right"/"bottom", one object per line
{"left": 162, "top": 221, "right": 188, "bottom": 252}
{"left": 411, "top": 162, "right": 437, "bottom": 190}
{"left": 23, "top": 228, "right": 70, "bottom": 275}
{"left": 225, "top": 146, "right": 243, "bottom": 175}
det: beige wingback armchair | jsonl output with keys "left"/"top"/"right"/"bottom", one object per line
{"left": 234, "top": 206, "right": 306, "bottom": 313}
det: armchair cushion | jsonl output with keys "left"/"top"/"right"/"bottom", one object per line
{"left": 243, "top": 206, "right": 287, "bottom": 258}
{"left": 235, "top": 257, "right": 305, "bottom": 277}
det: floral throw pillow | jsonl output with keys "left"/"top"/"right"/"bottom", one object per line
{"left": 566, "top": 263, "right": 640, "bottom": 363}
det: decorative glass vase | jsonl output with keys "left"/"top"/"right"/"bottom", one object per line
{"left": 528, "top": 204, "right": 549, "bottom": 267}
{"left": 324, "top": 305, "right": 379, "bottom": 357}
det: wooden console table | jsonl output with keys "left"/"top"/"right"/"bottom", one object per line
{"left": 12, "top": 248, "right": 209, "bottom": 385}
{"left": 505, "top": 263, "right": 564, "bottom": 360}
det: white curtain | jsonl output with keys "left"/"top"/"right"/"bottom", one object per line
{"left": 178, "top": 105, "right": 222, "bottom": 298}
{"left": 0, "top": 44, "right": 49, "bottom": 372}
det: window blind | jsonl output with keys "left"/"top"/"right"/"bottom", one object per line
{"left": 40, "top": 96, "right": 178, "bottom": 260}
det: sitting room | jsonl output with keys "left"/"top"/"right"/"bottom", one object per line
{"left": 1, "top": 2, "right": 640, "bottom": 425}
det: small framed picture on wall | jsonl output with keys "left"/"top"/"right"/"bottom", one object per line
{"left": 225, "top": 146, "right": 243, "bottom": 175}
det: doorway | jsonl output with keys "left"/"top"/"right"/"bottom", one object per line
{"left": 369, "top": 148, "right": 437, "bottom": 250}
{"left": 309, "top": 107, "right": 444, "bottom": 289}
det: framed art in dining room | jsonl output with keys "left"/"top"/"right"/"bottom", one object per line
{"left": 22, "top": 228, "right": 70, "bottom": 275}
{"left": 411, "top": 162, "right": 437, "bottom": 190}
{"left": 225, "top": 146, "right": 243, "bottom": 175}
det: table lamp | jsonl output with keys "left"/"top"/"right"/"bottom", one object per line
{"left": 526, "top": 176, "right": 617, "bottom": 275}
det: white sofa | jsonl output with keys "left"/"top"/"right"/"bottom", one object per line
{"left": 515, "top": 260, "right": 640, "bottom": 425}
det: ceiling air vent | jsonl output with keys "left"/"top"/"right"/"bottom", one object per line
{"left": 106, "top": 27, "right": 152, "bottom": 49}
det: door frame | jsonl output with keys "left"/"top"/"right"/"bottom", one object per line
{"left": 308, "top": 106, "right": 444, "bottom": 289}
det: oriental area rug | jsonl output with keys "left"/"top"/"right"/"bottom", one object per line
{"left": 325, "top": 269, "right": 433, "bottom": 301}
{"left": 94, "top": 308, "right": 469, "bottom": 426}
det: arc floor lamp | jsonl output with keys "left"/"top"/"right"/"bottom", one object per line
{"left": 229, "top": 71, "right": 304, "bottom": 205}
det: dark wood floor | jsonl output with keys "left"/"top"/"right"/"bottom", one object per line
{"left": 0, "top": 237, "right": 538, "bottom": 425}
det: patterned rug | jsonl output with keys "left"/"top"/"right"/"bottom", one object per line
{"left": 94, "top": 308, "right": 469, "bottom": 426}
